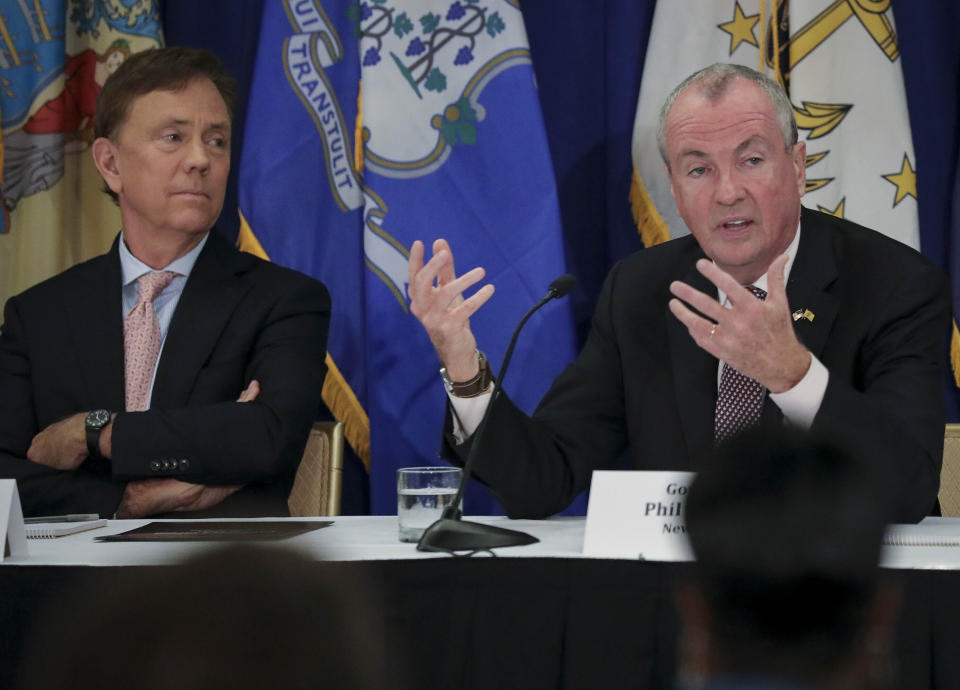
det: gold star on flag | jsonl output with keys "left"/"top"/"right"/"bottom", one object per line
{"left": 718, "top": 2, "right": 760, "bottom": 55}
{"left": 817, "top": 198, "right": 846, "bottom": 218}
{"left": 882, "top": 154, "right": 917, "bottom": 207}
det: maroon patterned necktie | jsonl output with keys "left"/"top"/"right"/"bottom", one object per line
{"left": 714, "top": 286, "right": 767, "bottom": 443}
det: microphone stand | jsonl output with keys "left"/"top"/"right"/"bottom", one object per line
{"left": 417, "top": 275, "right": 576, "bottom": 553}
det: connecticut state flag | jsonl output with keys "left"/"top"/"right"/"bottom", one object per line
{"left": 238, "top": 1, "right": 577, "bottom": 515}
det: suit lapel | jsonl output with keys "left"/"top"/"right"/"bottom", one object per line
{"left": 667, "top": 252, "right": 718, "bottom": 465}
{"left": 151, "top": 232, "right": 254, "bottom": 407}
{"left": 786, "top": 208, "right": 840, "bottom": 359}
{"left": 63, "top": 236, "right": 126, "bottom": 411}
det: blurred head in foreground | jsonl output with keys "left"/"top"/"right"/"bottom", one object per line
{"left": 678, "top": 430, "right": 899, "bottom": 690}
{"left": 20, "top": 546, "right": 387, "bottom": 690}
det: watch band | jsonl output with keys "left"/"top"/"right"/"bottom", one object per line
{"left": 440, "top": 350, "right": 493, "bottom": 398}
{"left": 85, "top": 409, "right": 111, "bottom": 460}
{"left": 86, "top": 426, "right": 103, "bottom": 460}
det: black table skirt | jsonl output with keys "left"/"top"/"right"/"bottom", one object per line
{"left": 2, "top": 559, "right": 957, "bottom": 689}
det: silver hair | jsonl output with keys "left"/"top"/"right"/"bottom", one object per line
{"left": 656, "top": 63, "right": 798, "bottom": 168}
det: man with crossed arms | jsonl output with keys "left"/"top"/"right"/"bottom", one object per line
{"left": 0, "top": 48, "right": 329, "bottom": 518}
{"left": 408, "top": 64, "right": 949, "bottom": 523}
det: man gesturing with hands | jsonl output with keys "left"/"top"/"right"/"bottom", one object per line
{"left": 408, "top": 64, "right": 949, "bottom": 523}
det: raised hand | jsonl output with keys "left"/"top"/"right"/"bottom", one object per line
{"left": 668, "top": 254, "right": 811, "bottom": 393}
{"left": 408, "top": 238, "right": 495, "bottom": 381}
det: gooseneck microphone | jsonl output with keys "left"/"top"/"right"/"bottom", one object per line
{"left": 417, "top": 274, "right": 577, "bottom": 553}
{"left": 545, "top": 274, "right": 577, "bottom": 300}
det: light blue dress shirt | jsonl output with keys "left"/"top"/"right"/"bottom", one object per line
{"left": 118, "top": 233, "right": 208, "bottom": 409}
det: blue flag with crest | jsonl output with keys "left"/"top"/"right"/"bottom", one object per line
{"left": 238, "top": 0, "right": 577, "bottom": 515}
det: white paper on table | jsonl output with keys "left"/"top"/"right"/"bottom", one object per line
{"left": 583, "top": 470, "right": 695, "bottom": 561}
{"left": 0, "top": 479, "right": 29, "bottom": 561}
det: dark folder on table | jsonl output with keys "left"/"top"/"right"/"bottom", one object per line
{"left": 95, "top": 521, "right": 332, "bottom": 542}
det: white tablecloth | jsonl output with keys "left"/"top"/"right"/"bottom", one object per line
{"left": 7, "top": 515, "right": 960, "bottom": 570}
{"left": 5, "top": 516, "right": 585, "bottom": 567}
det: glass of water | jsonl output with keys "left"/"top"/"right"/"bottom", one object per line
{"left": 397, "top": 466, "right": 462, "bottom": 542}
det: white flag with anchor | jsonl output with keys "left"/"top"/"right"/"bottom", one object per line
{"left": 631, "top": 0, "right": 918, "bottom": 250}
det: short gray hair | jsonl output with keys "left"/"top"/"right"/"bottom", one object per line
{"left": 656, "top": 63, "right": 798, "bottom": 168}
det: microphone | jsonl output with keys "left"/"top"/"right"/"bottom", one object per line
{"left": 417, "top": 274, "right": 577, "bottom": 553}
{"left": 547, "top": 274, "right": 577, "bottom": 299}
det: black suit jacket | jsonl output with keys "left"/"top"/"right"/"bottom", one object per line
{"left": 0, "top": 230, "right": 330, "bottom": 517}
{"left": 445, "top": 208, "right": 950, "bottom": 523}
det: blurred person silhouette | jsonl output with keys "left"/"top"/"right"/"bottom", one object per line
{"left": 677, "top": 429, "right": 900, "bottom": 690}
{"left": 18, "top": 546, "right": 389, "bottom": 690}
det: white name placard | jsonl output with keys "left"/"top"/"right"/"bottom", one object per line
{"left": 0, "top": 479, "right": 28, "bottom": 562}
{"left": 583, "top": 470, "right": 695, "bottom": 561}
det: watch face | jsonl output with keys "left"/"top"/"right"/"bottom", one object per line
{"left": 87, "top": 409, "right": 111, "bottom": 429}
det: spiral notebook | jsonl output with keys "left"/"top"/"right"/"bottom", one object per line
{"left": 26, "top": 519, "right": 108, "bottom": 539}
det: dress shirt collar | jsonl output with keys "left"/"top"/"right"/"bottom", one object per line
{"left": 717, "top": 218, "right": 802, "bottom": 304}
{"left": 119, "top": 232, "right": 209, "bottom": 287}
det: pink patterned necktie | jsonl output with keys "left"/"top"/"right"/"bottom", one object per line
{"left": 124, "top": 271, "right": 177, "bottom": 411}
{"left": 714, "top": 286, "right": 767, "bottom": 443}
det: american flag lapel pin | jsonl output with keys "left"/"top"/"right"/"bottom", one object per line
{"left": 792, "top": 309, "right": 815, "bottom": 322}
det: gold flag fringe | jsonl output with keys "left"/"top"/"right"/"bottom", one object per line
{"left": 322, "top": 355, "right": 370, "bottom": 470}
{"left": 952, "top": 321, "right": 960, "bottom": 388}
{"left": 237, "top": 212, "right": 268, "bottom": 258}
{"left": 237, "top": 210, "right": 371, "bottom": 471}
{"left": 629, "top": 168, "right": 671, "bottom": 247}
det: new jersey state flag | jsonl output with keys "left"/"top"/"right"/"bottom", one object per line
{"left": 238, "top": 1, "right": 577, "bottom": 514}
{"left": 0, "top": 1, "right": 162, "bottom": 306}
{"left": 630, "top": 1, "right": 918, "bottom": 251}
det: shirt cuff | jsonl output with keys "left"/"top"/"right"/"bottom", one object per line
{"left": 447, "top": 385, "right": 494, "bottom": 444}
{"left": 768, "top": 353, "right": 829, "bottom": 430}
